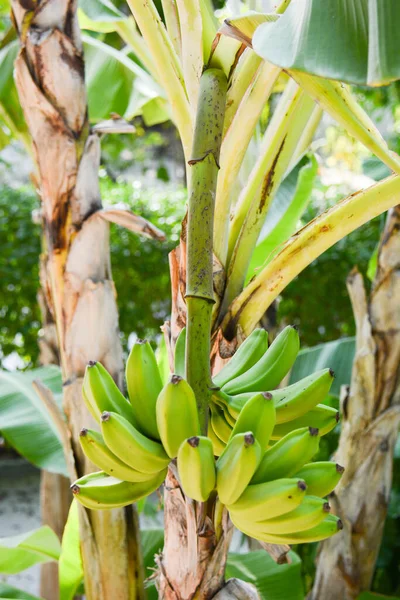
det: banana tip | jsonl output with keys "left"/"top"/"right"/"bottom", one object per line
{"left": 262, "top": 392, "right": 273, "bottom": 400}
{"left": 101, "top": 411, "right": 111, "bottom": 422}
{"left": 329, "top": 368, "right": 335, "bottom": 378}
{"left": 297, "top": 480, "right": 307, "bottom": 491}
{"left": 244, "top": 433, "right": 255, "bottom": 446}
{"left": 309, "top": 427, "right": 319, "bottom": 437}
{"left": 188, "top": 436, "right": 200, "bottom": 448}
{"left": 80, "top": 428, "right": 88, "bottom": 437}
{"left": 88, "top": 360, "right": 97, "bottom": 367}
{"left": 136, "top": 338, "right": 147, "bottom": 345}
{"left": 71, "top": 484, "right": 80, "bottom": 495}
{"left": 291, "top": 324, "right": 299, "bottom": 331}
{"left": 337, "top": 519, "right": 343, "bottom": 531}
{"left": 335, "top": 412, "right": 340, "bottom": 423}
{"left": 171, "top": 374, "right": 183, "bottom": 385}
{"left": 336, "top": 463, "right": 345, "bottom": 474}
{"left": 323, "top": 502, "right": 331, "bottom": 513}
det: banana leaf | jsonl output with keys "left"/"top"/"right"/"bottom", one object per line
{"left": 246, "top": 153, "right": 318, "bottom": 284}
{"left": 0, "top": 527, "right": 61, "bottom": 575}
{"left": 226, "top": 550, "right": 303, "bottom": 600}
{"left": 289, "top": 337, "right": 356, "bottom": 398}
{"left": 0, "top": 40, "right": 28, "bottom": 137}
{"left": 0, "top": 366, "right": 66, "bottom": 475}
{"left": 0, "top": 584, "right": 44, "bottom": 600}
{"left": 252, "top": 0, "right": 400, "bottom": 87}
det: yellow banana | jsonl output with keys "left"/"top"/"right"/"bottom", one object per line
{"left": 210, "top": 404, "right": 233, "bottom": 444}
{"left": 174, "top": 328, "right": 186, "bottom": 378}
{"left": 273, "top": 369, "right": 335, "bottom": 424}
{"left": 222, "top": 326, "right": 300, "bottom": 395}
{"left": 294, "top": 462, "right": 345, "bottom": 497}
{"left": 82, "top": 361, "right": 135, "bottom": 425}
{"left": 177, "top": 436, "right": 216, "bottom": 502}
{"left": 251, "top": 427, "right": 320, "bottom": 484}
{"left": 208, "top": 422, "right": 226, "bottom": 456}
{"left": 271, "top": 404, "right": 339, "bottom": 439}
{"left": 101, "top": 411, "right": 170, "bottom": 474}
{"left": 79, "top": 428, "right": 158, "bottom": 483}
{"left": 216, "top": 433, "right": 262, "bottom": 505}
{"left": 230, "top": 392, "right": 276, "bottom": 449}
{"left": 125, "top": 339, "right": 162, "bottom": 440}
{"left": 228, "top": 478, "right": 307, "bottom": 520}
{"left": 71, "top": 469, "right": 166, "bottom": 510}
{"left": 156, "top": 375, "right": 200, "bottom": 458}
{"left": 213, "top": 328, "right": 268, "bottom": 388}
{"left": 232, "top": 495, "right": 330, "bottom": 535}
{"left": 231, "top": 512, "right": 342, "bottom": 544}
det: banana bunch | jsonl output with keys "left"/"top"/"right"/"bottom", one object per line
{"left": 71, "top": 340, "right": 200, "bottom": 509}
{"left": 208, "top": 326, "right": 338, "bottom": 454}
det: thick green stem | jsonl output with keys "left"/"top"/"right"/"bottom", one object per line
{"left": 185, "top": 68, "right": 227, "bottom": 434}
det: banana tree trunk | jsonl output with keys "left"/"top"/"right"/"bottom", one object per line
{"left": 311, "top": 206, "right": 400, "bottom": 600}
{"left": 11, "top": 2, "right": 144, "bottom": 597}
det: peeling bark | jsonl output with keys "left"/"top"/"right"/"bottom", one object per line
{"left": 311, "top": 206, "right": 400, "bottom": 600}
{"left": 11, "top": 1, "right": 145, "bottom": 597}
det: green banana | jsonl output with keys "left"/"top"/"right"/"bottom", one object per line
{"left": 222, "top": 326, "right": 300, "bottom": 395}
{"left": 231, "top": 512, "right": 342, "bottom": 544}
{"left": 251, "top": 427, "right": 320, "bottom": 484}
{"left": 230, "top": 392, "right": 276, "bottom": 449}
{"left": 82, "top": 361, "right": 135, "bottom": 425}
{"left": 214, "top": 390, "right": 254, "bottom": 419}
{"left": 101, "top": 411, "right": 170, "bottom": 474}
{"left": 221, "top": 405, "right": 236, "bottom": 428}
{"left": 71, "top": 469, "right": 166, "bottom": 510}
{"left": 271, "top": 404, "right": 339, "bottom": 439}
{"left": 210, "top": 404, "right": 233, "bottom": 444}
{"left": 208, "top": 422, "right": 226, "bottom": 456}
{"left": 213, "top": 328, "right": 268, "bottom": 388}
{"left": 79, "top": 428, "right": 157, "bottom": 483}
{"left": 272, "top": 369, "right": 335, "bottom": 424}
{"left": 174, "top": 328, "right": 186, "bottom": 378}
{"left": 156, "top": 375, "right": 200, "bottom": 458}
{"left": 126, "top": 339, "right": 163, "bottom": 440}
{"left": 228, "top": 478, "right": 307, "bottom": 520}
{"left": 232, "top": 495, "right": 330, "bottom": 535}
{"left": 294, "top": 462, "right": 345, "bottom": 497}
{"left": 177, "top": 436, "right": 216, "bottom": 502}
{"left": 216, "top": 433, "right": 262, "bottom": 505}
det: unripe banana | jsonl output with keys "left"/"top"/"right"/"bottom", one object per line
{"left": 233, "top": 495, "right": 330, "bottom": 535}
{"left": 210, "top": 404, "right": 233, "bottom": 444}
{"left": 251, "top": 427, "right": 320, "bottom": 484}
{"left": 231, "top": 512, "right": 342, "bottom": 544}
{"left": 213, "top": 390, "right": 254, "bottom": 420}
{"left": 208, "top": 422, "right": 226, "bottom": 456}
{"left": 177, "top": 436, "right": 216, "bottom": 502}
{"left": 216, "top": 433, "right": 262, "bottom": 505}
{"left": 228, "top": 478, "right": 307, "bottom": 520}
{"left": 174, "top": 327, "right": 186, "bottom": 378}
{"left": 101, "top": 411, "right": 170, "bottom": 474}
{"left": 221, "top": 405, "right": 236, "bottom": 428}
{"left": 213, "top": 328, "right": 268, "bottom": 388}
{"left": 156, "top": 375, "right": 200, "bottom": 458}
{"left": 71, "top": 469, "right": 166, "bottom": 510}
{"left": 271, "top": 404, "right": 339, "bottom": 439}
{"left": 273, "top": 369, "right": 335, "bottom": 424}
{"left": 222, "top": 326, "right": 300, "bottom": 395}
{"left": 79, "top": 428, "right": 158, "bottom": 482}
{"left": 126, "top": 339, "right": 162, "bottom": 440}
{"left": 82, "top": 361, "right": 135, "bottom": 425}
{"left": 230, "top": 392, "right": 276, "bottom": 449}
{"left": 294, "top": 462, "right": 345, "bottom": 497}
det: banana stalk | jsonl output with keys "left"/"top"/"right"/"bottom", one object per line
{"left": 126, "top": 0, "right": 192, "bottom": 160}
{"left": 214, "top": 59, "right": 280, "bottom": 265}
{"left": 222, "top": 86, "right": 315, "bottom": 310}
{"left": 223, "top": 174, "right": 400, "bottom": 338}
{"left": 186, "top": 67, "right": 227, "bottom": 433}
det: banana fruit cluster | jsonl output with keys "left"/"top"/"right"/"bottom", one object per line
{"left": 71, "top": 327, "right": 344, "bottom": 546}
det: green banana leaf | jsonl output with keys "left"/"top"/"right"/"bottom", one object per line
{"left": 82, "top": 35, "right": 169, "bottom": 125}
{"left": 0, "top": 40, "right": 28, "bottom": 138}
{"left": 79, "top": 0, "right": 125, "bottom": 32}
{"left": 246, "top": 153, "right": 318, "bottom": 285}
{"left": 59, "top": 500, "right": 83, "bottom": 600}
{"left": 0, "top": 583, "right": 44, "bottom": 600}
{"left": 252, "top": 0, "right": 400, "bottom": 87}
{"left": 289, "top": 337, "right": 356, "bottom": 397}
{"left": 0, "top": 527, "right": 61, "bottom": 575}
{"left": 226, "top": 550, "right": 303, "bottom": 600}
{"left": 0, "top": 366, "right": 67, "bottom": 475}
